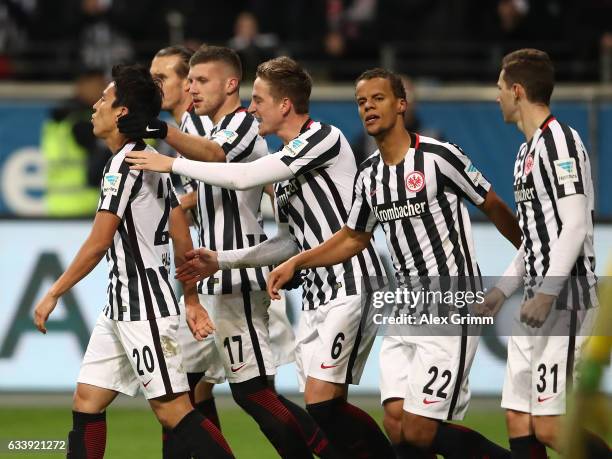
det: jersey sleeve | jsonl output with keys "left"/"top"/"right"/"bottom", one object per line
{"left": 274, "top": 188, "right": 289, "bottom": 225}
{"left": 210, "top": 111, "right": 260, "bottom": 163}
{"left": 168, "top": 179, "right": 180, "bottom": 209}
{"left": 346, "top": 171, "right": 378, "bottom": 232}
{"left": 538, "top": 126, "right": 586, "bottom": 199}
{"left": 277, "top": 123, "right": 341, "bottom": 177}
{"left": 97, "top": 155, "right": 141, "bottom": 218}
{"left": 434, "top": 143, "right": 491, "bottom": 206}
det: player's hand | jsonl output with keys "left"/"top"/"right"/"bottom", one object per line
{"left": 520, "top": 293, "right": 555, "bottom": 328}
{"left": 117, "top": 112, "right": 168, "bottom": 139}
{"left": 125, "top": 150, "right": 174, "bottom": 172}
{"left": 186, "top": 303, "right": 215, "bottom": 340}
{"left": 267, "top": 259, "right": 298, "bottom": 300}
{"left": 33, "top": 292, "right": 59, "bottom": 334}
{"left": 475, "top": 287, "right": 506, "bottom": 317}
{"left": 175, "top": 248, "right": 219, "bottom": 284}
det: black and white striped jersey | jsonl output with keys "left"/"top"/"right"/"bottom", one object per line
{"left": 178, "top": 106, "right": 214, "bottom": 195}
{"left": 274, "top": 119, "right": 385, "bottom": 310}
{"left": 175, "top": 106, "right": 214, "bottom": 228}
{"left": 347, "top": 133, "right": 490, "bottom": 289}
{"left": 99, "top": 141, "right": 181, "bottom": 321}
{"left": 513, "top": 115, "right": 596, "bottom": 309}
{"left": 195, "top": 107, "right": 271, "bottom": 295}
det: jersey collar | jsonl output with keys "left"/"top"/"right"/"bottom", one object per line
{"left": 299, "top": 118, "right": 315, "bottom": 134}
{"left": 121, "top": 138, "right": 146, "bottom": 151}
{"left": 539, "top": 114, "right": 555, "bottom": 132}
{"left": 409, "top": 131, "right": 420, "bottom": 150}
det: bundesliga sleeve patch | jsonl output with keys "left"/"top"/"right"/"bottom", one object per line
{"left": 284, "top": 137, "right": 308, "bottom": 156}
{"left": 464, "top": 162, "right": 483, "bottom": 186}
{"left": 213, "top": 129, "right": 239, "bottom": 145}
{"left": 103, "top": 173, "right": 122, "bottom": 196}
{"left": 553, "top": 158, "right": 579, "bottom": 185}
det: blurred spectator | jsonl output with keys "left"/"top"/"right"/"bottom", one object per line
{"left": 250, "top": 0, "right": 327, "bottom": 56}
{"left": 228, "top": 11, "right": 278, "bottom": 79}
{"left": 171, "top": 0, "right": 246, "bottom": 43}
{"left": 567, "top": 0, "right": 612, "bottom": 81}
{"left": 0, "top": 0, "right": 34, "bottom": 78}
{"left": 376, "top": 0, "right": 470, "bottom": 43}
{"left": 41, "top": 70, "right": 110, "bottom": 216}
{"left": 482, "top": 0, "right": 565, "bottom": 42}
{"left": 77, "top": 0, "right": 134, "bottom": 71}
{"left": 320, "top": 0, "right": 378, "bottom": 80}
{"left": 353, "top": 75, "right": 442, "bottom": 164}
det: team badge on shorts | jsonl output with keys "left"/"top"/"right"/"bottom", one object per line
{"left": 405, "top": 171, "right": 425, "bottom": 192}
{"left": 524, "top": 153, "right": 535, "bottom": 176}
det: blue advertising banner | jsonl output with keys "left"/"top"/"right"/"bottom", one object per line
{"left": 0, "top": 100, "right": 609, "bottom": 216}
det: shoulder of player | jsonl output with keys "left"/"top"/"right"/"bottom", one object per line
{"left": 356, "top": 150, "right": 380, "bottom": 174}
{"left": 536, "top": 119, "right": 584, "bottom": 155}
{"left": 103, "top": 149, "right": 130, "bottom": 175}
{"left": 418, "top": 136, "right": 466, "bottom": 161}
{"left": 298, "top": 121, "right": 341, "bottom": 147}
{"left": 218, "top": 108, "right": 255, "bottom": 128}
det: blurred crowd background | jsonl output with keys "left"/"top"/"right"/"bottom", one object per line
{"left": 1, "top": 0, "right": 612, "bottom": 82}
{"left": 1, "top": 0, "right": 612, "bottom": 220}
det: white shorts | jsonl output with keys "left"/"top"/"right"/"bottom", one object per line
{"left": 78, "top": 313, "right": 189, "bottom": 400}
{"left": 294, "top": 294, "right": 376, "bottom": 392}
{"left": 179, "top": 291, "right": 295, "bottom": 385}
{"left": 177, "top": 295, "right": 225, "bottom": 384}
{"left": 501, "top": 307, "right": 596, "bottom": 416}
{"left": 269, "top": 292, "right": 296, "bottom": 367}
{"left": 379, "top": 327, "right": 479, "bottom": 421}
{"left": 210, "top": 290, "right": 277, "bottom": 383}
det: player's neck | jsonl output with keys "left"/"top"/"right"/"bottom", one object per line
{"left": 172, "top": 96, "right": 192, "bottom": 124}
{"left": 377, "top": 124, "right": 412, "bottom": 166}
{"left": 105, "top": 132, "right": 129, "bottom": 154}
{"left": 518, "top": 104, "right": 551, "bottom": 142}
{"left": 278, "top": 113, "right": 311, "bottom": 144}
{"left": 210, "top": 94, "right": 241, "bottom": 125}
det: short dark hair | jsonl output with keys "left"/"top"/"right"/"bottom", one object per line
{"left": 154, "top": 45, "right": 194, "bottom": 79}
{"left": 501, "top": 48, "right": 554, "bottom": 105}
{"left": 355, "top": 68, "right": 406, "bottom": 100}
{"left": 189, "top": 45, "right": 242, "bottom": 80}
{"left": 256, "top": 57, "right": 312, "bottom": 114}
{"left": 112, "top": 64, "right": 162, "bottom": 120}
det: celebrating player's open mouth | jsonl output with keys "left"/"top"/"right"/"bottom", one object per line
{"left": 364, "top": 114, "right": 380, "bottom": 126}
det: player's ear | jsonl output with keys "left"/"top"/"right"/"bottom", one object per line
{"left": 280, "top": 97, "right": 291, "bottom": 116}
{"left": 115, "top": 106, "right": 129, "bottom": 121}
{"left": 397, "top": 97, "right": 407, "bottom": 115}
{"left": 512, "top": 83, "right": 522, "bottom": 102}
{"left": 226, "top": 77, "right": 239, "bottom": 95}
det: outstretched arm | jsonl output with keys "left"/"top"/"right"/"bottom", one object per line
{"left": 267, "top": 226, "right": 372, "bottom": 299}
{"left": 125, "top": 152, "right": 294, "bottom": 191}
{"left": 33, "top": 211, "right": 120, "bottom": 333}
{"left": 169, "top": 205, "right": 214, "bottom": 340}
{"left": 478, "top": 189, "right": 522, "bottom": 249}
{"left": 478, "top": 244, "right": 526, "bottom": 317}
{"left": 175, "top": 222, "right": 299, "bottom": 284}
{"left": 117, "top": 113, "right": 225, "bottom": 163}
{"left": 474, "top": 190, "right": 522, "bottom": 317}
{"left": 164, "top": 125, "right": 226, "bottom": 163}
